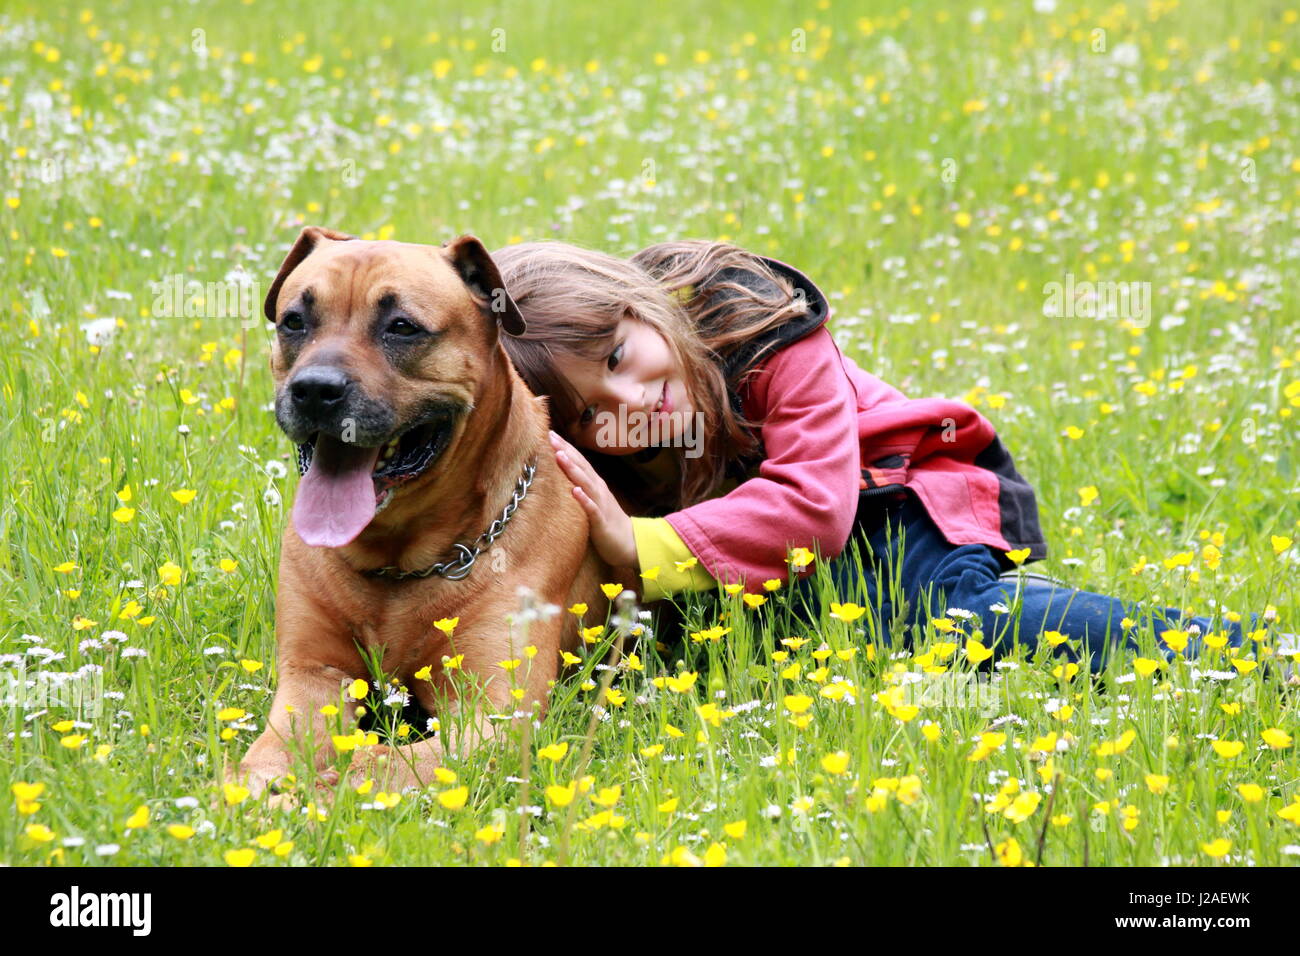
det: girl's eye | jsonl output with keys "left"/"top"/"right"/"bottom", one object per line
{"left": 578, "top": 406, "right": 595, "bottom": 427}
{"left": 607, "top": 343, "right": 623, "bottom": 371}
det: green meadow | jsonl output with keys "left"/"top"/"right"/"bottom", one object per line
{"left": 1, "top": 0, "right": 1298, "bottom": 865}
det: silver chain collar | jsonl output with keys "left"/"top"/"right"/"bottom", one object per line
{"left": 362, "top": 458, "right": 537, "bottom": 582}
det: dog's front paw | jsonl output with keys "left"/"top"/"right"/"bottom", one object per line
{"left": 226, "top": 762, "right": 283, "bottom": 802}
{"left": 348, "top": 742, "right": 444, "bottom": 791}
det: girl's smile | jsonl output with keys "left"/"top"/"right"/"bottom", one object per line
{"left": 550, "top": 317, "right": 694, "bottom": 454}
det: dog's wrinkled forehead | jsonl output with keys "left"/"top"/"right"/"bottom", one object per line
{"left": 277, "top": 241, "right": 473, "bottom": 327}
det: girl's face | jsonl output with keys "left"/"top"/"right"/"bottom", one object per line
{"left": 550, "top": 317, "right": 695, "bottom": 454}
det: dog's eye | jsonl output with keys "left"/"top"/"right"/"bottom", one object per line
{"left": 386, "top": 318, "right": 422, "bottom": 337}
{"left": 280, "top": 312, "right": 305, "bottom": 332}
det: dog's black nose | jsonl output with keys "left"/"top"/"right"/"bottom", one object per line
{"left": 289, "top": 366, "right": 353, "bottom": 418}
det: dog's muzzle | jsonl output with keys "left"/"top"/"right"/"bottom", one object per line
{"left": 280, "top": 365, "right": 461, "bottom": 549}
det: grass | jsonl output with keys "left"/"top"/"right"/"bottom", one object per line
{"left": 1, "top": 0, "right": 1298, "bottom": 866}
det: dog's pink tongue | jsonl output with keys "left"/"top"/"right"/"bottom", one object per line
{"left": 292, "top": 436, "right": 382, "bottom": 548}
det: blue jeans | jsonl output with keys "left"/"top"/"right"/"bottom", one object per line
{"left": 790, "top": 488, "right": 1270, "bottom": 673}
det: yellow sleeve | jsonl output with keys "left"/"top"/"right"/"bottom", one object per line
{"left": 631, "top": 517, "right": 716, "bottom": 602}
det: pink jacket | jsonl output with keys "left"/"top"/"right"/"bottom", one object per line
{"left": 663, "top": 258, "right": 1047, "bottom": 589}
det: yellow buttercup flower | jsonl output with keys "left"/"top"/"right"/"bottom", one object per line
{"left": 829, "top": 602, "right": 865, "bottom": 623}
{"left": 890, "top": 704, "right": 919, "bottom": 723}
{"left": 994, "top": 837, "right": 1024, "bottom": 867}
{"left": 1201, "top": 838, "right": 1231, "bottom": 859}
{"left": 1133, "top": 657, "right": 1161, "bottom": 678}
{"left": 969, "top": 732, "right": 1008, "bottom": 761}
{"left": 12, "top": 782, "right": 46, "bottom": 802}
{"left": 254, "top": 829, "right": 284, "bottom": 849}
{"left": 603, "top": 687, "right": 626, "bottom": 707}
{"left": 1029, "top": 732, "right": 1058, "bottom": 754}
{"left": 1005, "top": 791, "right": 1041, "bottom": 823}
{"left": 125, "top": 805, "right": 149, "bottom": 829}
{"left": 1094, "top": 729, "right": 1137, "bottom": 757}
{"left": 820, "top": 752, "right": 850, "bottom": 775}
{"left": 789, "top": 547, "right": 815, "bottom": 570}
{"left": 157, "top": 561, "right": 182, "bottom": 586}
{"left": 784, "top": 694, "right": 813, "bottom": 715}
{"left": 1160, "top": 629, "right": 1189, "bottom": 654}
{"left": 437, "top": 786, "right": 468, "bottom": 810}
{"left": 538, "top": 742, "right": 568, "bottom": 762}
{"left": 1236, "top": 783, "right": 1264, "bottom": 803}
{"left": 1051, "top": 661, "right": 1080, "bottom": 681}
{"left": 665, "top": 671, "right": 697, "bottom": 693}
{"left": 1262, "top": 728, "right": 1292, "bottom": 749}
{"left": 545, "top": 783, "right": 576, "bottom": 807}
{"left": 1211, "top": 740, "right": 1244, "bottom": 759}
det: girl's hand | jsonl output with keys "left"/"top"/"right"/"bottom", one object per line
{"left": 548, "top": 430, "right": 638, "bottom": 569}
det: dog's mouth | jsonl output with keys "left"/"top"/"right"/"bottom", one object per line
{"left": 291, "top": 410, "right": 457, "bottom": 549}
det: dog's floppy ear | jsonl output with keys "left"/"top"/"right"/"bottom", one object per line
{"left": 263, "top": 226, "right": 355, "bottom": 321}
{"left": 443, "top": 235, "right": 527, "bottom": 336}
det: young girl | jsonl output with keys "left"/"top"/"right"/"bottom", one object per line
{"left": 490, "top": 239, "right": 1290, "bottom": 673}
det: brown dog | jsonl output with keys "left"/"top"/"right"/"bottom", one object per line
{"left": 235, "top": 226, "right": 620, "bottom": 796}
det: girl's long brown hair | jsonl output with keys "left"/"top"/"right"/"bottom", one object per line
{"left": 492, "top": 239, "right": 807, "bottom": 513}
